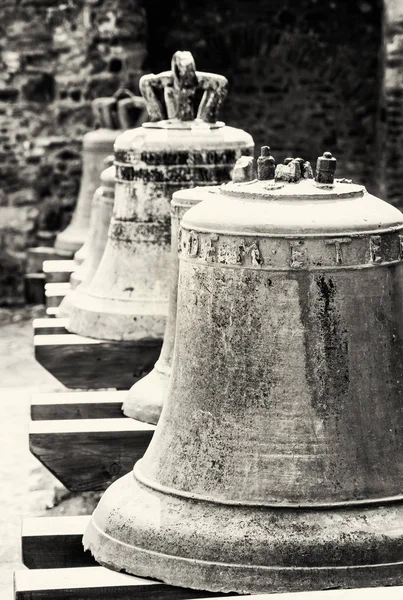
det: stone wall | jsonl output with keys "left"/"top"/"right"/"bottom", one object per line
{"left": 146, "top": 0, "right": 384, "bottom": 192}
{"left": 0, "top": 0, "right": 146, "bottom": 304}
{"left": 0, "top": 0, "right": 396, "bottom": 305}
{"left": 384, "top": 0, "right": 403, "bottom": 208}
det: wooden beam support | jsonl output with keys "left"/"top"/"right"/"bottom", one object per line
{"left": 31, "top": 391, "right": 127, "bottom": 420}
{"left": 34, "top": 334, "right": 162, "bottom": 389}
{"left": 33, "top": 318, "right": 69, "bottom": 336}
{"left": 14, "top": 567, "right": 219, "bottom": 600}
{"left": 22, "top": 516, "right": 95, "bottom": 569}
{"left": 43, "top": 260, "right": 76, "bottom": 284}
{"left": 13, "top": 568, "right": 403, "bottom": 600}
{"left": 45, "top": 282, "right": 71, "bottom": 308}
{"left": 29, "top": 418, "right": 154, "bottom": 491}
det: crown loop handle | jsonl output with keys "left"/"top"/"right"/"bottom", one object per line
{"left": 139, "top": 50, "right": 228, "bottom": 124}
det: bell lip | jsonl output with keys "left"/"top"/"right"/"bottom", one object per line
{"left": 84, "top": 514, "right": 403, "bottom": 594}
{"left": 142, "top": 118, "right": 225, "bottom": 130}
{"left": 133, "top": 460, "right": 403, "bottom": 509}
{"left": 82, "top": 472, "right": 403, "bottom": 594}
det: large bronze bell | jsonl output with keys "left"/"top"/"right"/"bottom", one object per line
{"left": 58, "top": 160, "right": 115, "bottom": 319}
{"left": 84, "top": 148, "right": 403, "bottom": 594}
{"left": 67, "top": 51, "right": 253, "bottom": 341}
{"left": 123, "top": 159, "right": 256, "bottom": 423}
{"left": 54, "top": 95, "right": 133, "bottom": 256}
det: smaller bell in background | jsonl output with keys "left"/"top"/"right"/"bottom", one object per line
{"left": 55, "top": 90, "right": 146, "bottom": 260}
{"left": 58, "top": 157, "right": 115, "bottom": 319}
{"left": 123, "top": 156, "right": 257, "bottom": 424}
{"left": 67, "top": 50, "right": 254, "bottom": 342}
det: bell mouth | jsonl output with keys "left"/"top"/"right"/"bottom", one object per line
{"left": 142, "top": 118, "right": 225, "bottom": 130}
{"left": 83, "top": 471, "right": 403, "bottom": 594}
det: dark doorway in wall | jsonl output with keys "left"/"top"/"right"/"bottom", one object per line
{"left": 145, "top": 0, "right": 384, "bottom": 193}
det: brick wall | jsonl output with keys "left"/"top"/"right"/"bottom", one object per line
{"left": 146, "top": 0, "right": 383, "bottom": 192}
{"left": 384, "top": 0, "right": 403, "bottom": 209}
{"left": 0, "top": 0, "right": 146, "bottom": 305}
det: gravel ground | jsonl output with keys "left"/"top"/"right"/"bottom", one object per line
{"left": 0, "top": 308, "right": 100, "bottom": 599}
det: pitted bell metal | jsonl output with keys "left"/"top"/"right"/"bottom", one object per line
{"left": 58, "top": 160, "right": 116, "bottom": 319}
{"left": 84, "top": 149, "right": 403, "bottom": 594}
{"left": 67, "top": 51, "right": 254, "bottom": 341}
{"left": 123, "top": 157, "right": 256, "bottom": 424}
{"left": 55, "top": 91, "right": 146, "bottom": 258}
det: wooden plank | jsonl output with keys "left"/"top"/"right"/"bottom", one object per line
{"left": 46, "top": 307, "right": 59, "bottom": 318}
{"left": 29, "top": 418, "right": 154, "bottom": 491}
{"left": 24, "top": 273, "right": 46, "bottom": 305}
{"left": 45, "top": 282, "right": 70, "bottom": 308}
{"left": 13, "top": 568, "right": 403, "bottom": 600}
{"left": 14, "top": 567, "right": 219, "bottom": 600}
{"left": 43, "top": 260, "right": 76, "bottom": 284}
{"left": 22, "top": 516, "right": 95, "bottom": 569}
{"left": 33, "top": 318, "right": 69, "bottom": 336}
{"left": 31, "top": 391, "right": 127, "bottom": 420}
{"left": 34, "top": 334, "right": 162, "bottom": 390}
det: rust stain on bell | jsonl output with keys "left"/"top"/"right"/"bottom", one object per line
{"left": 67, "top": 51, "right": 253, "bottom": 342}
{"left": 84, "top": 146, "right": 403, "bottom": 593}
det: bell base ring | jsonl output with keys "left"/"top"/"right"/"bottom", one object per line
{"left": 83, "top": 472, "right": 403, "bottom": 594}
{"left": 68, "top": 292, "right": 168, "bottom": 341}
{"left": 123, "top": 362, "right": 170, "bottom": 424}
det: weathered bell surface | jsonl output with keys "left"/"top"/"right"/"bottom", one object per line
{"left": 67, "top": 51, "right": 254, "bottom": 341}
{"left": 58, "top": 161, "right": 115, "bottom": 319}
{"left": 55, "top": 91, "right": 146, "bottom": 257}
{"left": 70, "top": 158, "right": 115, "bottom": 290}
{"left": 84, "top": 148, "right": 403, "bottom": 594}
{"left": 122, "top": 186, "right": 219, "bottom": 423}
{"left": 123, "top": 158, "right": 255, "bottom": 424}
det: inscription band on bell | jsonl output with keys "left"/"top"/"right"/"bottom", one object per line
{"left": 180, "top": 228, "right": 403, "bottom": 270}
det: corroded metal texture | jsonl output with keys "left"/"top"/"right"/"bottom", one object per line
{"left": 123, "top": 187, "right": 219, "bottom": 423}
{"left": 84, "top": 153, "right": 403, "bottom": 593}
{"left": 54, "top": 92, "right": 146, "bottom": 257}
{"left": 58, "top": 164, "right": 115, "bottom": 319}
{"left": 70, "top": 159, "right": 115, "bottom": 289}
{"left": 67, "top": 52, "right": 253, "bottom": 341}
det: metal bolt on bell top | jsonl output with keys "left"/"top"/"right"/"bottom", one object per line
{"left": 66, "top": 51, "right": 254, "bottom": 342}
{"left": 55, "top": 90, "right": 147, "bottom": 258}
{"left": 84, "top": 150, "right": 403, "bottom": 594}
{"left": 123, "top": 156, "right": 256, "bottom": 425}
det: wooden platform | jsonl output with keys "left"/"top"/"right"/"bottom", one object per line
{"left": 16, "top": 515, "right": 403, "bottom": 599}
{"left": 30, "top": 390, "right": 154, "bottom": 491}
{"left": 25, "top": 246, "right": 73, "bottom": 305}
{"left": 44, "top": 282, "right": 70, "bottom": 309}
{"left": 33, "top": 321, "right": 162, "bottom": 389}
{"left": 43, "top": 260, "right": 76, "bottom": 284}
{"left": 31, "top": 390, "right": 126, "bottom": 420}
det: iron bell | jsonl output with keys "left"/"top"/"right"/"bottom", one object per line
{"left": 55, "top": 91, "right": 145, "bottom": 257}
{"left": 67, "top": 51, "right": 253, "bottom": 341}
{"left": 84, "top": 149, "right": 403, "bottom": 594}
